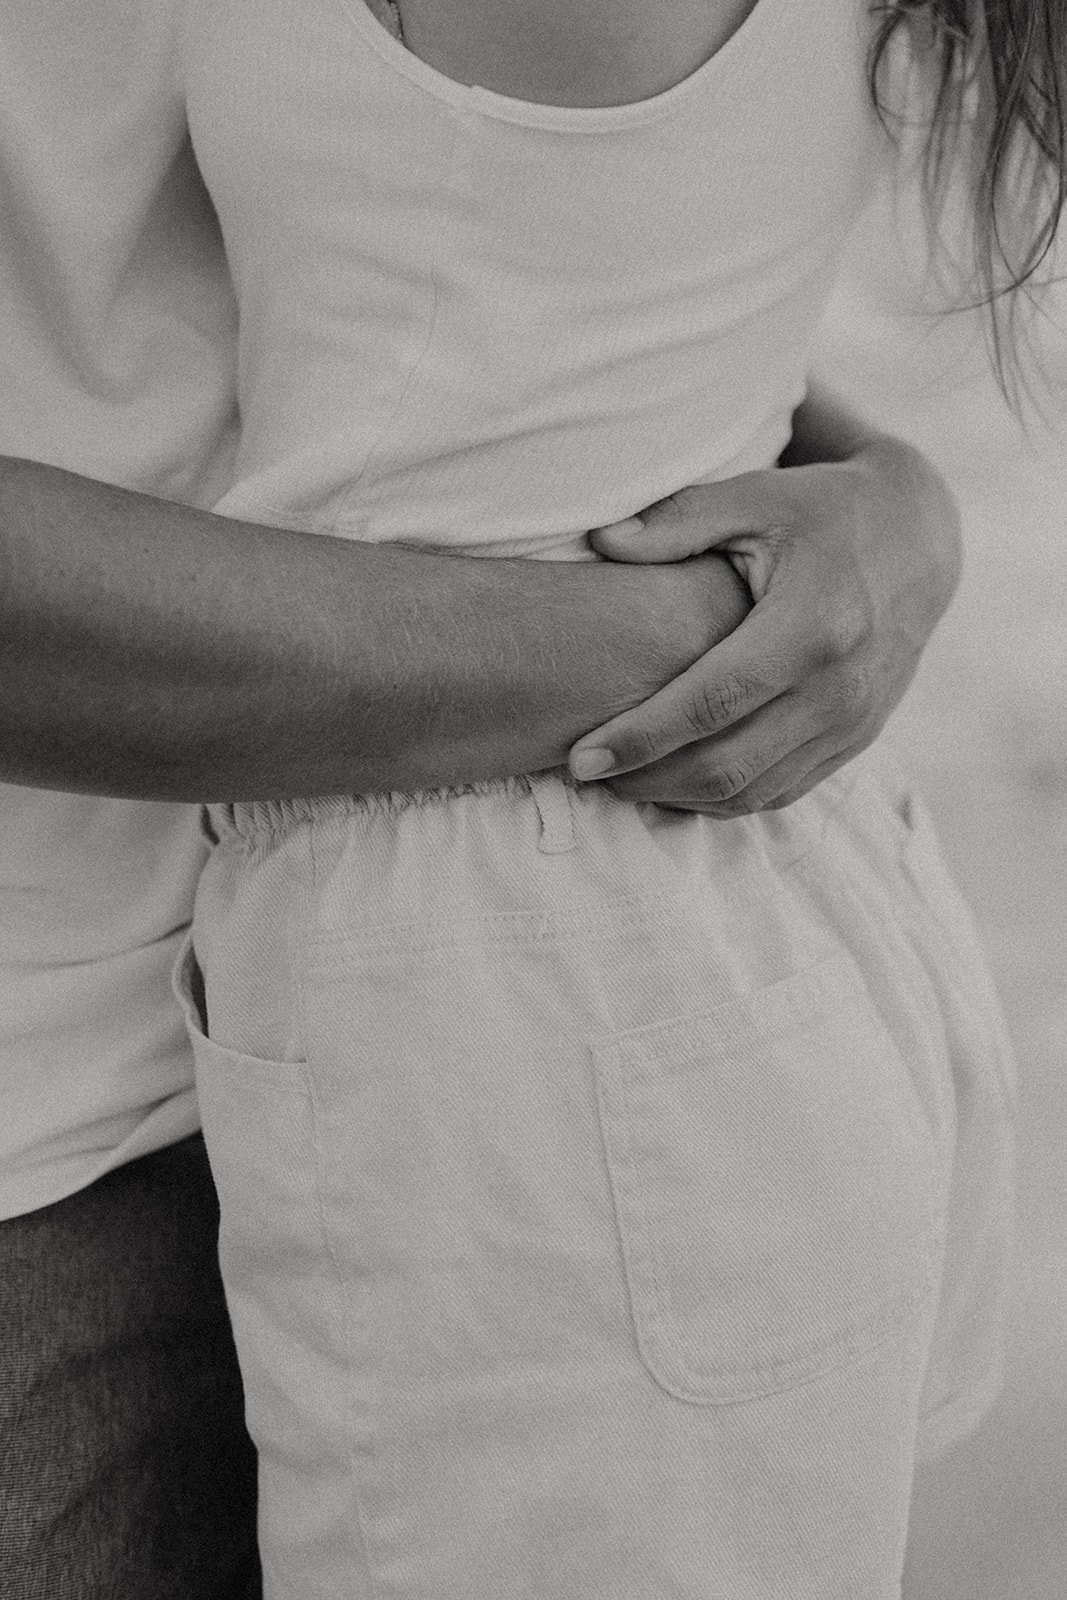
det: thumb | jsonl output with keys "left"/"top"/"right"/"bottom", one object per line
{"left": 589, "top": 473, "right": 775, "bottom": 564}
{"left": 568, "top": 602, "right": 795, "bottom": 779}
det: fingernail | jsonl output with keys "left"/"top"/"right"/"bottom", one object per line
{"left": 571, "top": 747, "right": 615, "bottom": 780}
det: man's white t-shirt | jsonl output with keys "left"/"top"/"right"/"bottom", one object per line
{"left": 0, "top": 0, "right": 236, "bottom": 1216}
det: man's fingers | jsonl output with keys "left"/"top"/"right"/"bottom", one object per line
{"left": 689, "top": 740, "right": 863, "bottom": 816}
{"left": 760, "top": 745, "right": 865, "bottom": 810}
{"left": 603, "top": 731, "right": 864, "bottom": 816}
{"left": 599, "top": 697, "right": 823, "bottom": 809}
{"left": 568, "top": 607, "right": 803, "bottom": 780}
{"left": 589, "top": 474, "right": 777, "bottom": 564}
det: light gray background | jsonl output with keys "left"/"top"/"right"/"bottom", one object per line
{"left": 816, "top": 176, "right": 1067, "bottom": 1598}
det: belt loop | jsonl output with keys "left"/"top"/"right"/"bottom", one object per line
{"left": 527, "top": 771, "right": 576, "bottom": 855}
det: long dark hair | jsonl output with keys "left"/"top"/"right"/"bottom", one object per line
{"left": 868, "top": 2, "right": 1067, "bottom": 404}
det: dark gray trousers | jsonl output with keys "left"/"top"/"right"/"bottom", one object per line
{"left": 0, "top": 1134, "right": 260, "bottom": 1599}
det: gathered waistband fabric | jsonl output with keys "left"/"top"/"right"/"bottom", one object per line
{"left": 209, "top": 768, "right": 582, "bottom": 856}
{"left": 210, "top": 768, "right": 570, "bottom": 828}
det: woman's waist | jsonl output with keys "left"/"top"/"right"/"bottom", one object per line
{"left": 210, "top": 406, "right": 795, "bottom": 554}
{"left": 197, "top": 758, "right": 914, "bottom": 976}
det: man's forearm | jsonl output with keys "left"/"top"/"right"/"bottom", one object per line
{"left": 0, "top": 456, "right": 749, "bottom": 801}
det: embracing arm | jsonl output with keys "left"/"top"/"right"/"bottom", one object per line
{"left": 567, "top": 380, "right": 963, "bottom": 811}
{"left": 0, "top": 455, "right": 748, "bottom": 800}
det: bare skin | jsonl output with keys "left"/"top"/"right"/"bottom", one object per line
{"left": 573, "top": 389, "right": 963, "bottom": 814}
{"left": 396, "top": 0, "right": 761, "bottom": 106}
{"left": 0, "top": 455, "right": 748, "bottom": 801}
{"left": 366, "top": 0, "right": 965, "bottom": 814}
{"left": 0, "top": 396, "right": 960, "bottom": 808}
{"left": 0, "top": 3, "right": 963, "bottom": 809}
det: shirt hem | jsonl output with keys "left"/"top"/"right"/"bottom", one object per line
{"left": 0, "top": 1093, "right": 201, "bottom": 1222}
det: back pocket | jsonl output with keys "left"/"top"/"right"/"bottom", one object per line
{"left": 591, "top": 952, "right": 942, "bottom": 1405}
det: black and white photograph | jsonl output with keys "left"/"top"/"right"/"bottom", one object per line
{"left": 1, "top": 3, "right": 1064, "bottom": 1596}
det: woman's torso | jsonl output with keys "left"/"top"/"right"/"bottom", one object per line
{"left": 183, "top": 0, "right": 889, "bottom": 559}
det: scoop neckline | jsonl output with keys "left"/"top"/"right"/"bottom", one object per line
{"left": 336, "top": 0, "right": 784, "bottom": 130}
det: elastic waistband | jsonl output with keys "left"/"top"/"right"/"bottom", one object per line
{"left": 206, "top": 767, "right": 580, "bottom": 855}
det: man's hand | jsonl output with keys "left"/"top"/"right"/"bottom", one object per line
{"left": 566, "top": 436, "right": 962, "bottom": 814}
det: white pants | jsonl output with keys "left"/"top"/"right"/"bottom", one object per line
{"left": 177, "top": 749, "right": 1016, "bottom": 1599}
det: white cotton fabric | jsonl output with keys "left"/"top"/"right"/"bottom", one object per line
{"left": 180, "top": 752, "right": 1016, "bottom": 1599}
{"left": 0, "top": 0, "right": 237, "bottom": 1216}
{"left": 175, "top": 0, "right": 1017, "bottom": 1592}
{"left": 185, "top": 0, "right": 888, "bottom": 557}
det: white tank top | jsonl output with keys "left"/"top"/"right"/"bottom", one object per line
{"left": 184, "top": 0, "right": 888, "bottom": 560}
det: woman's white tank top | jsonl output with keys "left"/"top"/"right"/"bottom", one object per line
{"left": 183, "top": 0, "right": 887, "bottom": 560}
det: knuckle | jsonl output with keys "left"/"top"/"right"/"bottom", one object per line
{"left": 683, "top": 675, "right": 748, "bottom": 738}
{"left": 610, "top": 723, "right": 662, "bottom": 771}
{"left": 815, "top": 595, "right": 875, "bottom": 667}
{"left": 825, "top": 659, "right": 873, "bottom": 722}
{"left": 694, "top": 759, "right": 753, "bottom": 805}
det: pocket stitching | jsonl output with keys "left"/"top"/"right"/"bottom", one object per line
{"left": 176, "top": 936, "right": 311, "bottom": 1094}
{"left": 188, "top": 1025, "right": 312, "bottom": 1093}
{"left": 591, "top": 964, "right": 940, "bottom": 1406}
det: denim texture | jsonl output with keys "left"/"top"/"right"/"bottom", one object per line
{"left": 0, "top": 1135, "right": 260, "bottom": 1600}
